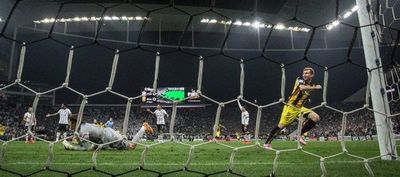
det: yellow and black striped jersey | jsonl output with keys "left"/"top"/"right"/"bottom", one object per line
{"left": 95, "top": 122, "right": 105, "bottom": 128}
{"left": 287, "top": 77, "right": 315, "bottom": 108}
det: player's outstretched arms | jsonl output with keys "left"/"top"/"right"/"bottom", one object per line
{"left": 146, "top": 109, "right": 154, "bottom": 114}
{"left": 46, "top": 112, "right": 59, "bottom": 117}
{"left": 299, "top": 84, "right": 322, "bottom": 91}
{"left": 237, "top": 96, "right": 243, "bottom": 110}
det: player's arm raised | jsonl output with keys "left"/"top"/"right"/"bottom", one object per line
{"left": 299, "top": 84, "right": 322, "bottom": 91}
{"left": 237, "top": 96, "right": 243, "bottom": 110}
{"left": 46, "top": 110, "right": 60, "bottom": 117}
{"left": 146, "top": 109, "right": 154, "bottom": 115}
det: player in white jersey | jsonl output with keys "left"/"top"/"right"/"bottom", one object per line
{"left": 63, "top": 122, "right": 153, "bottom": 150}
{"left": 237, "top": 97, "right": 250, "bottom": 144}
{"left": 147, "top": 104, "right": 169, "bottom": 133}
{"left": 23, "top": 107, "right": 36, "bottom": 143}
{"left": 46, "top": 103, "right": 72, "bottom": 141}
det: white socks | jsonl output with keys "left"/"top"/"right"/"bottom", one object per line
{"left": 132, "top": 126, "right": 145, "bottom": 142}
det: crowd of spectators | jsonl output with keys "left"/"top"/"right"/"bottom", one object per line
{"left": 1, "top": 97, "right": 400, "bottom": 141}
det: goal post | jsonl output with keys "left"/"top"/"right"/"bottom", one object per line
{"left": 356, "top": 0, "right": 397, "bottom": 160}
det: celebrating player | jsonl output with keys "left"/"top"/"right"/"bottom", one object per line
{"left": 237, "top": 97, "right": 250, "bottom": 144}
{"left": 146, "top": 104, "right": 169, "bottom": 134}
{"left": 264, "top": 67, "right": 322, "bottom": 149}
{"left": 46, "top": 103, "right": 72, "bottom": 141}
{"left": 23, "top": 106, "right": 36, "bottom": 143}
{"left": 63, "top": 122, "right": 153, "bottom": 150}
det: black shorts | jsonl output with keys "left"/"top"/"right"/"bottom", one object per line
{"left": 25, "top": 126, "right": 36, "bottom": 133}
{"left": 57, "top": 124, "right": 69, "bottom": 132}
{"left": 241, "top": 124, "right": 248, "bottom": 133}
{"left": 156, "top": 124, "right": 165, "bottom": 132}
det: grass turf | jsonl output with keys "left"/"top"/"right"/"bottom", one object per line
{"left": 0, "top": 140, "right": 399, "bottom": 177}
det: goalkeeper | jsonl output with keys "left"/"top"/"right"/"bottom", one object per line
{"left": 63, "top": 122, "right": 153, "bottom": 150}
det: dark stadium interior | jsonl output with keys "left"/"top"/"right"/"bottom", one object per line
{"left": 0, "top": 0, "right": 400, "bottom": 176}
{"left": 0, "top": 0, "right": 385, "bottom": 104}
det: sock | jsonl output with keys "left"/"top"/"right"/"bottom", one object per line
{"left": 64, "top": 140, "right": 87, "bottom": 151}
{"left": 56, "top": 132, "right": 60, "bottom": 141}
{"left": 63, "top": 132, "right": 67, "bottom": 139}
{"left": 301, "top": 119, "right": 317, "bottom": 135}
{"left": 132, "top": 126, "right": 145, "bottom": 142}
{"left": 265, "top": 126, "right": 282, "bottom": 144}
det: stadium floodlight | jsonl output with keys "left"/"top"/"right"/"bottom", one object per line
{"left": 351, "top": 5, "right": 358, "bottom": 12}
{"left": 104, "top": 16, "right": 112, "bottom": 20}
{"left": 112, "top": 16, "right": 120, "bottom": 20}
{"left": 343, "top": 11, "right": 352, "bottom": 18}
{"left": 209, "top": 19, "right": 217, "bottom": 23}
{"left": 225, "top": 20, "right": 232, "bottom": 25}
{"left": 324, "top": 4, "right": 357, "bottom": 31}
{"left": 81, "top": 17, "right": 89, "bottom": 21}
{"left": 332, "top": 20, "right": 340, "bottom": 26}
{"left": 0, "top": 18, "right": 2, "bottom": 22}
{"left": 326, "top": 24, "right": 333, "bottom": 30}
{"left": 41, "top": 18, "right": 51, "bottom": 23}
{"left": 243, "top": 22, "right": 251, "bottom": 26}
{"left": 301, "top": 28, "right": 310, "bottom": 32}
{"left": 127, "top": 16, "right": 134, "bottom": 20}
{"left": 73, "top": 17, "right": 81, "bottom": 22}
{"left": 252, "top": 21, "right": 260, "bottom": 28}
{"left": 121, "top": 16, "right": 128, "bottom": 21}
{"left": 90, "top": 16, "right": 97, "bottom": 21}
{"left": 275, "top": 24, "right": 285, "bottom": 30}
{"left": 135, "top": 16, "right": 143, "bottom": 20}
{"left": 258, "top": 23, "right": 266, "bottom": 28}
{"left": 233, "top": 20, "right": 242, "bottom": 26}
{"left": 200, "top": 18, "right": 209, "bottom": 23}
{"left": 59, "top": 18, "right": 66, "bottom": 22}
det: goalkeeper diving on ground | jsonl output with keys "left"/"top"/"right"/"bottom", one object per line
{"left": 63, "top": 122, "right": 153, "bottom": 150}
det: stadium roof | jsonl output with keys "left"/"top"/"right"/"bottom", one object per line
{"left": 4, "top": 0, "right": 357, "bottom": 28}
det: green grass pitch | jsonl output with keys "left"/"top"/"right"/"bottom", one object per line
{"left": 0, "top": 140, "right": 399, "bottom": 177}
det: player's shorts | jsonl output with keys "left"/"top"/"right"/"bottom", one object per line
{"left": 279, "top": 105, "right": 312, "bottom": 126}
{"left": 216, "top": 131, "right": 221, "bottom": 138}
{"left": 58, "top": 124, "right": 69, "bottom": 132}
{"left": 241, "top": 124, "right": 248, "bottom": 133}
{"left": 25, "top": 126, "right": 36, "bottom": 133}
{"left": 156, "top": 124, "right": 165, "bottom": 132}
